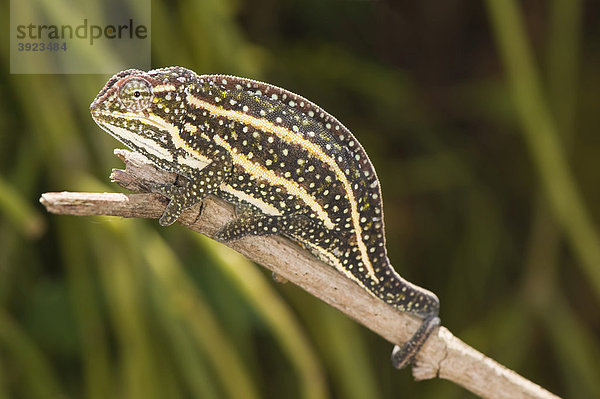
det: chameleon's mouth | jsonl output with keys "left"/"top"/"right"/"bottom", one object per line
{"left": 90, "top": 109, "right": 180, "bottom": 137}
{"left": 89, "top": 98, "right": 103, "bottom": 114}
{"left": 89, "top": 107, "right": 110, "bottom": 129}
{"left": 93, "top": 118, "right": 175, "bottom": 164}
{"left": 89, "top": 108, "right": 103, "bottom": 128}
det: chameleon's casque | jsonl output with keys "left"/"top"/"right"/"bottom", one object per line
{"left": 90, "top": 66, "right": 440, "bottom": 367}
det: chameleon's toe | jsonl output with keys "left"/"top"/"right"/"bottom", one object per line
{"left": 158, "top": 199, "right": 184, "bottom": 226}
{"left": 149, "top": 182, "right": 175, "bottom": 196}
{"left": 159, "top": 212, "right": 178, "bottom": 226}
{"left": 214, "top": 219, "right": 253, "bottom": 242}
{"left": 213, "top": 228, "right": 230, "bottom": 242}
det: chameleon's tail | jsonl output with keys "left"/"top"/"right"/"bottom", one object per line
{"left": 294, "top": 227, "right": 441, "bottom": 368}
{"left": 374, "top": 257, "right": 439, "bottom": 318}
{"left": 391, "top": 315, "right": 441, "bottom": 369}
{"left": 374, "top": 258, "right": 440, "bottom": 368}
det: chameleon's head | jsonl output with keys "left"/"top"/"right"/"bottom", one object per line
{"left": 90, "top": 67, "right": 197, "bottom": 160}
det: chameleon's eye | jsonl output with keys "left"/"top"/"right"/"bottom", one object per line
{"left": 119, "top": 78, "right": 153, "bottom": 112}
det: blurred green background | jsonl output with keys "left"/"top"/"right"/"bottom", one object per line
{"left": 1, "top": 0, "right": 600, "bottom": 398}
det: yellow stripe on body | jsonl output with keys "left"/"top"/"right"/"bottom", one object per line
{"left": 190, "top": 94, "right": 379, "bottom": 283}
{"left": 220, "top": 183, "right": 282, "bottom": 216}
{"left": 214, "top": 135, "right": 336, "bottom": 232}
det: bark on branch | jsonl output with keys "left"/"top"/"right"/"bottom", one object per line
{"left": 40, "top": 149, "right": 560, "bottom": 399}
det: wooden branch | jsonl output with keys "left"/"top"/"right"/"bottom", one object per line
{"left": 40, "top": 149, "right": 560, "bottom": 399}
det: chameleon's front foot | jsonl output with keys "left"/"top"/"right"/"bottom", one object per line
{"left": 391, "top": 315, "right": 440, "bottom": 369}
{"left": 150, "top": 182, "right": 196, "bottom": 226}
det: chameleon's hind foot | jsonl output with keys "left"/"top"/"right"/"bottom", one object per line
{"left": 214, "top": 214, "right": 263, "bottom": 241}
{"left": 391, "top": 315, "right": 440, "bottom": 369}
{"left": 215, "top": 213, "right": 314, "bottom": 242}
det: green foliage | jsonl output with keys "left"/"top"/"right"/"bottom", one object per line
{"left": 1, "top": 0, "right": 599, "bottom": 398}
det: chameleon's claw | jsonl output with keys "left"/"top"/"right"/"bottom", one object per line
{"left": 213, "top": 229, "right": 231, "bottom": 242}
{"left": 159, "top": 209, "right": 179, "bottom": 226}
{"left": 391, "top": 315, "right": 440, "bottom": 369}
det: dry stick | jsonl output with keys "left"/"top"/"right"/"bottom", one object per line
{"left": 40, "top": 149, "right": 559, "bottom": 399}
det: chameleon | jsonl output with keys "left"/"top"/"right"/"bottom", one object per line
{"left": 90, "top": 66, "right": 440, "bottom": 368}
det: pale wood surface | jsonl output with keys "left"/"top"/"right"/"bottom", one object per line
{"left": 39, "top": 149, "right": 560, "bottom": 399}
